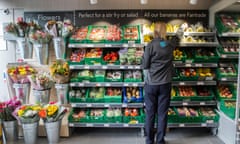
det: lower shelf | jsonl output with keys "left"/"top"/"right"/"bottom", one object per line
{"left": 69, "top": 122, "right": 218, "bottom": 128}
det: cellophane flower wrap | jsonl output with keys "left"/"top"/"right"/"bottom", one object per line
{"left": 39, "top": 102, "right": 67, "bottom": 123}
{"left": 29, "top": 30, "right": 52, "bottom": 44}
{"left": 14, "top": 104, "right": 41, "bottom": 123}
{"left": 28, "top": 71, "right": 54, "bottom": 90}
{"left": 50, "top": 60, "right": 70, "bottom": 84}
{"left": 0, "top": 97, "right": 21, "bottom": 121}
{"left": 7, "top": 64, "right": 36, "bottom": 84}
{"left": 45, "top": 19, "right": 74, "bottom": 38}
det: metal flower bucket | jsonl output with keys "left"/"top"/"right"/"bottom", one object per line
{"left": 2, "top": 120, "right": 18, "bottom": 142}
{"left": 53, "top": 37, "right": 66, "bottom": 59}
{"left": 16, "top": 38, "right": 33, "bottom": 59}
{"left": 13, "top": 83, "right": 30, "bottom": 104}
{"left": 44, "top": 120, "right": 61, "bottom": 144}
{"left": 32, "top": 89, "right": 50, "bottom": 104}
{"left": 22, "top": 122, "right": 39, "bottom": 144}
{"left": 55, "top": 84, "right": 69, "bottom": 104}
{"left": 33, "top": 43, "right": 49, "bottom": 65}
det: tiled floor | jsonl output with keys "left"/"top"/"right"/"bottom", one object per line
{"left": 16, "top": 127, "right": 224, "bottom": 144}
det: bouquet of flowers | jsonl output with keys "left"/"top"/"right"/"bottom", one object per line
{"left": 7, "top": 64, "right": 36, "bottom": 84}
{"left": 29, "top": 30, "right": 52, "bottom": 44}
{"left": 0, "top": 97, "right": 21, "bottom": 121}
{"left": 39, "top": 101, "right": 67, "bottom": 122}
{"left": 45, "top": 19, "right": 74, "bottom": 38}
{"left": 49, "top": 60, "right": 70, "bottom": 84}
{"left": 14, "top": 104, "right": 41, "bottom": 123}
{"left": 4, "top": 22, "right": 18, "bottom": 36}
{"left": 28, "top": 71, "right": 54, "bottom": 90}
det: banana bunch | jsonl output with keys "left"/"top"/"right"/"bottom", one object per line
{"left": 171, "top": 88, "right": 176, "bottom": 97}
{"left": 142, "top": 23, "right": 154, "bottom": 42}
{"left": 166, "top": 24, "right": 180, "bottom": 33}
{"left": 198, "top": 68, "right": 212, "bottom": 77}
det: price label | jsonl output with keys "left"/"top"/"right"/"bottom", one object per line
{"left": 86, "top": 123, "right": 93, "bottom": 127}
{"left": 197, "top": 82, "right": 204, "bottom": 85}
{"left": 128, "top": 66, "right": 134, "bottom": 69}
{"left": 221, "top": 55, "right": 227, "bottom": 58}
{"left": 78, "top": 83, "right": 84, "bottom": 86}
{"left": 71, "top": 104, "right": 77, "bottom": 107}
{"left": 87, "top": 44, "right": 94, "bottom": 47}
{"left": 206, "top": 77, "right": 213, "bottom": 81}
{"left": 69, "top": 66, "right": 74, "bottom": 69}
{"left": 69, "top": 123, "right": 74, "bottom": 127}
{"left": 182, "top": 102, "right": 188, "bottom": 106}
{"left": 132, "top": 83, "right": 138, "bottom": 87}
{"left": 200, "top": 102, "right": 206, "bottom": 105}
{"left": 84, "top": 66, "right": 90, "bottom": 69}
{"left": 55, "top": 85, "right": 64, "bottom": 89}
{"left": 206, "top": 120, "right": 214, "bottom": 124}
{"left": 123, "top": 44, "right": 128, "bottom": 47}
{"left": 123, "top": 124, "right": 129, "bottom": 127}
{"left": 105, "top": 83, "right": 111, "bottom": 86}
{"left": 221, "top": 78, "right": 227, "bottom": 81}
{"left": 135, "top": 66, "right": 141, "bottom": 69}
{"left": 120, "top": 66, "right": 125, "bottom": 69}
{"left": 179, "top": 82, "right": 185, "bottom": 85}
{"left": 86, "top": 104, "right": 92, "bottom": 107}
{"left": 122, "top": 103, "right": 127, "bottom": 107}
{"left": 105, "top": 44, "right": 112, "bottom": 47}
{"left": 124, "top": 83, "right": 129, "bottom": 86}
{"left": 179, "top": 124, "right": 185, "bottom": 127}
{"left": 185, "top": 64, "right": 191, "bottom": 67}
{"left": 104, "top": 104, "right": 110, "bottom": 107}
{"left": 201, "top": 123, "right": 207, "bottom": 127}
{"left": 102, "top": 66, "right": 108, "bottom": 69}
{"left": 195, "top": 64, "right": 203, "bottom": 67}
{"left": 104, "top": 124, "right": 110, "bottom": 127}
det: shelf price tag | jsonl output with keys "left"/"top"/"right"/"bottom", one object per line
{"left": 132, "top": 83, "right": 138, "bottom": 87}
{"left": 86, "top": 104, "right": 92, "bottom": 107}
{"left": 69, "top": 66, "right": 74, "bottom": 69}
{"left": 195, "top": 64, "right": 202, "bottom": 67}
{"left": 86, "top": 123, "right": 93, "bottom": 127}
{"left": 102, "top": 66, "right": 108, "bottom": 69}
{"left": 201, "top": 123, "right": 207, "bottom": 127}
{"left": 123, "top": 44, "right": 128, "bottom": 47}
{"left": 221, "top": 78, "right": 227, "bottom": 81}
{"left": 135, "top": 66, "right": 141, "bottom": 69}
{"left": 185, "top": 64, "right": 191, "bottom": 67}
{"left": 123, "top": 124, "right": 129, "bottom": 127}
{"left": 124, "top": 83, "right": 129, "bottom": 86}
{"left": 84, "top": 66, "right": 90, "bottom": 69}
{"left": 71, "top": 104, "right": 77, "bottom": 107}
{"left": 120, "top": 66, "right": 125, "bottom": 69}
{"left": 197, "top": 82, "right": 204, "bottom": 85}
{"left": 87, "top": 44, "right": 94, "bottom": 47}
{"left": 96, "top": 83, "right": 102, "bottom": 87}
{"left": 221, "top": 55, "right": 227, "bottom": 58}
{"left": 104, "top": 104, "right": 110, "bottom": 107}
{"left": 127, "top": 66, "right": 134, "bottom": 69}
{"left": 182, "top": 102, "right": 188, "bottom": 106}
{"left": 78, "top": 83, "right": 84, "bottom": 87}
{"left": 105, "top": 44, "right": 112, "bottom": 47}
{"left": 104, "top": 124, "right": 110, "bottom": 127}
{"left": 105, "top": 83, "right": 111, "bottom": 87}
{"left": 122, "top": 103, "right": 127, "bottom": 107}
{"left": 179, "top": 82, "right": 185, "bottom": 85}
{"left": 69, "top": 123, "right": 74, "bottom": 127}
{"left": 179, "top": 124, "right": 185, "bottom": 127}
{"left": 200, "top": 102, "right": 206, "bottom": 105}
{"left": 206, "top": 120, "right": 214, "bottom": 124}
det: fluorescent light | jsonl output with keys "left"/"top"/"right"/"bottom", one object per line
{"left": 90, "top": 0, "right": 97, "bottom": 4}
{"left": 189, "top": 0, "right": 197, "bottom": 5}
{"left": 140, "top": 0, "right": 148, "bottom": 4}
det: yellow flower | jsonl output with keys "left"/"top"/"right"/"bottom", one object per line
{"left": 32, "top": 105, "right": 41, "bottom": 111}
{"left": 18, "top": 109, "right": 24, "bottom": 116}
{"left": 47, "top": 105, "right": 58, "bottom": 116}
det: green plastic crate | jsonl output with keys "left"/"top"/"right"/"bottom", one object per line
{"left": 85, "top": 57, "right": 102, "bottom": 65}
{"left": 215, "top": 85, "right": 236, "bottom": 100}
{"left": 200, "top": 109, "right": 220, "bottom": 123}
{"left": 220, "top": 99, "right": 236, "bottom": 119}
{"left": 68, "top": 109, "right": 89, "bottom": 123}
{"left": 105, "top": 116, "right": 122, "bottom": 123}
{"left": 87, "top": 25, "right": 106, "bottom": 43}
{"left": 175, "top": 107, "right": 202, "bottom": 123}
{"left": 123, "top": 108, "right": 144, "bottom": 124}
{"left": 194, "top": 49, "right": 219, "bottom": 63}
{"left": 88, "top": 87, "right": 105, "bottom": 103}
{"left": 122, "top": 25, "right": 141, "bottom": 43}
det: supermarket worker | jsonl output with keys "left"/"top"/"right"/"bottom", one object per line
{"left": 142, "top": 22, "right": 184, "bottom": 144}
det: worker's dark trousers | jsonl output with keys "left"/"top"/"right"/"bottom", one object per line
{"left": 144, "top": 83, "right": 171, "bottom": 144}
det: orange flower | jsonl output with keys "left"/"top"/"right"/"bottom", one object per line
{"left": 38, "top": 109, "right": 47, "bottom": 118}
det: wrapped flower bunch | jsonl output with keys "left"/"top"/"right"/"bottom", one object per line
{"left": 4, "top": 22, "right": 18, "bottom": 36}
{"left": 0, "top": 97, "right": 21, "bottom": 121}
{"left": 14, "top": 104, "right": 41, "bottom": 123}
{"left": 28, "top": 71, "right": 54, "bottom": 90}
{"left": 7, "top": 64, "right": 36, "bottom": 84}
{"left": 29, "top": 30, "right": 52, "bottom": 44}
{"left": 50, "top": 60, "right": 70, "bottom": 84}
{"left": 39, "top": 101, "right": 67, "bottom": 122}
{"left": 45, "top": 19, "right": 74, "bottom": 38}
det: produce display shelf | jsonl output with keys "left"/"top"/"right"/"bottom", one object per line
{"left": 68, "top": 43, "right": 145, "bottom": 48}
{"left": 173, "top": 62, "right": 218, "bottom": 68}
{"left": 69, "top": 65, "right": 142, "bottom": 70}
{"left": 172, "top": 81, "right": 216, "bottom": 86}
{"left": 218, "top": 77, "right": 237, "bottom": 82}
{"left": 170, "top": 101, "right": 217, "bottom": 107}
{"left": 179, "top": 42, "right": 219, "bottom": 47}
{"left": 69, "top": 82, "right": 145, "bottom": 87}
{"left": 68, "top": 122, "right": 218, "bottom": 128}
{"left": 183, "top": 32, "right": 216, "bottom": 36}
{"left": 71, "top": 103, "right": 144, "bottom": 108}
